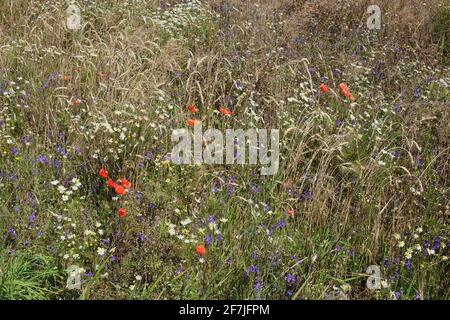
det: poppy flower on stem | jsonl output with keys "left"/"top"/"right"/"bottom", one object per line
{"left": 120, "top": 178, "right": 131, "bottom": 189}
{"left": 339, "top": 83, "right": 354, "bottom": 101}
{"left": 196, "top": 244, "right": 206, "bottom": 256}
{"left": 99, "top": 168, "right": 108, "bottom": 179}
{"left": 287, "top": 208, "right": 295, "bottom": 217}
{"left": 219, "top": 107, "right": 233, "bottom": 116}
{"left": 186, "top": 119, "right": 201, "bottom": 127}
{"left": 118, "top": 207, "right": 127, "bottom": 218}
{"left": 107, "top": 179, "right": 116, "bottom": 188}
{"left": 71, "top": 97, "right": 81, "bottom": 106}
{"left": 319, "top": 83, "right": 329, "bottom": 94}
{"left": 115, "top": 184, "right": 125, "bottom": 195}
{"left": 186, "top": 104, "right": 199, "bottom": 113}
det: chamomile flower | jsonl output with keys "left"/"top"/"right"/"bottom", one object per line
{"left": 340, "top": 283, "right": 352, "bottom": 293}
{"left": 405, "top": 250, "right": 413, "bottom": 259}
{"left": 180, "top": 218, "right": 192, "bottom": 226}
{"left": 97, "top": 247, "right": 106, "bottom": 256}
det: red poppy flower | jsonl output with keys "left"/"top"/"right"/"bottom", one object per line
{"left": 120, "top": 178, "right": 131, "bottom": 189}
{"left": 339, "top": 83, "right": 349, "bottom": 93}
{"left": 107, "top": 179, "right": 116, "bottom": 188}
{"left": 319, "top": 83, "right": 329, "bottom": 94}
{"left": 219, "top": 107, "right": 233, "bottom": 116}
{"left": 196, "top": 244, "right": 206, "bottom": 256}
{"left": 339, "top": 83, "right": 354, "bottom": 100}
{"left": 186, "top": 118, "right": 201, "bottom": 127}
{"left": 63, "top": 75, "right": 71, "bottom": 82}
{"left": 114, "top": 184, "right": 125, "bottom": 195}
{"left": 287, "top": 208, "right": 295, "bottom": 217}
{"left": 186, "top": 104, "right": 199, "bottom": 113}
{"left": 118, "top": 207, "right": 127, "bottom": 218}
{"left": 71, "top": 97, "right": 81, "bottom": 106}
{"left": 99, "top": 168, "right": 108, "bottom": 179}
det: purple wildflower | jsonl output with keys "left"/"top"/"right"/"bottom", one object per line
{"left": 254, "top": 278, "right": 262, "bottom": 291}
{"left": 404, "top": 260, "right": 412, "bottom": 270}
{"left": 8, "top": 227, "right": 16, "bottom": 239}
{"left": 285, "top": 290, "right": 293, "bottom": 298}
{"left": 226, "top": 185, "right": 235, "bottom": 196}
{"left": 246, "top": 265, "right": 258, "bottom": 275}
{"left": 28, "top": 212, "right": 36, "bottom": 223}
{"left": 416, "top": 156, "right": 424, "bottom": 167}
{"left": 11, "top": 147, "right": 18, "bottom": 156}
{"left": 285, "top": 274, "right": 297, "bottom": 284}
{"left": 37, "top": 154, "right": 49, "bottom": 165}
{"left": 204, "top": 234, "right": 213, "bottom": 246}
{"left": 235, "top": 79, "right": 243, "bottom": 90}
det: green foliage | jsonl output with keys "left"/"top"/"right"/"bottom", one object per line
{"left": 0, "top": 250, "right": 60, "bottom": 300}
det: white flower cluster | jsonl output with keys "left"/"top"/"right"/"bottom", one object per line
{"left": 151, "top": 0, "right": 218, "bottom": 40}
{"left": 51, "top": 178, "right": 81, "bottom": 201}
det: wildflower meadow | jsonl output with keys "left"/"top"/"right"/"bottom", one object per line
{"left": 0, "top": 0, "right": 449, "bottom": 301}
